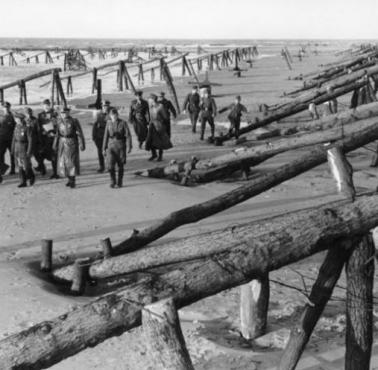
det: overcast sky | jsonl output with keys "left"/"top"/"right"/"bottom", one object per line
{"left": 2, "top": 0, "right": 377, "bottom": 40}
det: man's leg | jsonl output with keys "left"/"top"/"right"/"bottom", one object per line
{"left": 7, "top": 141, "right": 15, "bottom": 175}
{"left": 234, "top": 119, "right": 241, "bottom": 139}
{"left": 200, "top": 116, "right": 207, "bottom": 140}
{"left": 108, "top": 150, "right": 116, "bottom": 188}
{"left": 149, "top": 148, "right": 157, "bottom": 161}
{"left": 190, "top": 112, "right": 197, "bottom": 133}
{"left": 117, "top": 157, "right": 124, "bottom": 188}
{"left": 209, "top": 116, "right": 215, "bottom": 139}
{"left": 157, "top": 149, "right": 163, "bottom": 162}
{"left": 0, "top": 141, "right": 8, "bottom": 175}
{"left": 96, "top": 141, "right": 105, "bottom": 172}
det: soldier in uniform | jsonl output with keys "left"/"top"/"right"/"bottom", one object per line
{"left": 218, "top": 95, "right": 247, "bottom": 139}
{"left": 55, "top": 107, "right": 85, "bottom": 189}
{"left": 0, "top": 102, "right": 16, "bottom": 182}
{"left": 102, "top": 108, "right": 132, "bottom": 188}
{"left": 158, "top": 91, "right": 176, "bottom": 138}
{"left": 36, "top": 99, "right": 59, "bottom": 178}
{"left": 129, "top": 90, "right": 150, "bottom": 149}
{"left": 199, "top": 90, "right": 217, "bottom": 141}
{"left": 145, "top": 94, "right": 172, "bottom": 162}
{"left": 183, "top": 85, "right": 200, "bottom": 133}
{"left": 92, "top": 100, "right": 111, "bottom": 173}
{"left": 24, "top": 107, "right": 41, "bottom": 161}
{"left": 11, "top": 113, "right": 35, "bottom": 187}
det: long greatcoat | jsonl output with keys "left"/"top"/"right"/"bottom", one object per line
{"left": 145, "top": 103, "right": 173, "bottom": 151}
{"left": 55, "top": 116, "right": 85, "bottom": 177}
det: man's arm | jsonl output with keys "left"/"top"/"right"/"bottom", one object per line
{"left": 102, "top": 122, "right": 109, "bottom": 153}
{"left": 75, "top": 119, "right": 86, "bottom": 151}
{"left": 26, "top": 127, "right": 33, "bottom": 156}
{"left": 125, "top": 121, "right": 133, "bottom": 152}
{"left": 212, "top": 99, "right": 217, "bottom": 117}
{"left": 182, "top": 94, "right": 189, "bottom": 112}
{"left": 169, "top": 101, "right": 177, "bottom": 118}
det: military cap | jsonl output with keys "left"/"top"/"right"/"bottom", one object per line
{"left": 24, "top": 107, "right": 33, "bottom": 114}
{"left": 149, "top": 93, "right": 158, "bottom": 100}
{"left": 193, "top": 85, "right": 199, "bottom": 89}
{"left": 61, "top": 106, "right": 71, "bottom": 112}
{"left": 102, "top": 100, "right": 111, "bottom": 106}
{"left": 159, "top": 91, "right": 166, "bottom": 97}
{"left": 2, "top": 101, "right": 11, "bottom": 108}
{"left": 135, "top": 90, "right": 143, "bottom": 97}
{"left": 42, "top": 99, "right": 51, "bottom": 105}
{"left": 235, "top": 95, "right": 241, "bottom": 100}
{"left": 109, "top": 108, "right": 118, "bottom": 115}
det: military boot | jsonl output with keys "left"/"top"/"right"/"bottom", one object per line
{"left": 18, "top": 169, "right": 27, "bottom": 188}
{"left": 157, "top": 150, "right": 163, "bottom": 162}
{"left": 28, "top": 169, "right": 35, "bottom": 186}
{"left": 109, "top": 169, "right": 116, "bottom": 188}
{"left": 69, "top": 176, "right": 76, "bottom": 189}
{"left": 117, "top": 167, "right": 124, "bottom": 188}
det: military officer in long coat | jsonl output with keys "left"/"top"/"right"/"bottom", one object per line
{"left": 158, "top": 91, "right": 176, "bottom": 138}
{"left": 36, "top": 99, "right": 59, "bottom": 178}
{"left": 129, "top": 90, "right": 150, "bottom": 148}
{"left": 199, "top": 90, "right": 217, "bottom": 141}
{"left": 92, "top": 100, "right": 112, "bottom": 173}
{"left": 102, "top": 108, "right": 132, "bottom": 188}
{"left": 146, "top": 94, "right": 172, "bottom": 162}
{"left": 11, "top": 113, "right": 35, "bottom": 187}
{"left": 0, "top": 102, "right": 16, "bottom": 182}
{"left": 54, "top": 107, "right": 85, "bottom": 189}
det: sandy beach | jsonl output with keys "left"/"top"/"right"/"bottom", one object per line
{"left": 0, "top": 39, "right": 377, "bottom": 370}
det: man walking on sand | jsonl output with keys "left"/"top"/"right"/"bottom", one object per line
{"left": 92, "top": 100, "right": 112, "bottom": 173}
{"left": 218, "top": 95, "right": 247, "bottom": 139}
{"left": 158, "top": 91, "right": 176, "bottom": 138}
{"left": 55, "top": 107, "right": 85, "bottom": 189}
{"left": 199, "top": 89, "right": 217, "bottom": 141}
{"left": 103, "top": 108, "right": 132, "bottom": 188}
{"left": 129, "top": 90, "right": 150, "bottom": 149}
{"left": 0, "top": 102, "right": 16, "bottom": 182}
{"left": 183, "top": 85, "right": 200, "bottom": 133}
{"left": 36, "top": 99, "right": 59, "bottom": 179}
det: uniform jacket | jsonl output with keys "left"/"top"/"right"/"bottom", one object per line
{"left": 55, "top": 116, "right": 85, "bottom": 151}
{"left": 219, "top": 103, "right": 247, "bottom": 120}
{"left": 183, "top": 92, "right": 200, "bottom": 113}
{"left": 102, "top": 119, "right": 132, "bottom": 152}
{"left": 11, "top": 121, "right": 33, "bottom": 157}
{"left": 38, "top": 110, "right": 57, "bottom": 137}
{"left": 199, "top": 97, "right": 217, "bottom": 117}
{"left": 92, "top": 112, "right": 109, "bottom": 142}
{"left": 159, "top": 98, "right": 177, "bottom": 120}
{"left": 0, "top": 113, "right": 16, "bottom": 141}
{"left": 129, "top": 99, "right": 150, "bottom": 124}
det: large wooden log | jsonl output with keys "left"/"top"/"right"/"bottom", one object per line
{"left": 216, "top": 64, "right": 378, "bottom": 144}
{"left": 143, "top": 298, "right": 195, "bottom": 370}
{"left": 345, "top": 233, "right": 375, "bottom": 370}
{"left": 278, "top": 242, "right": 353, "bottom": 370}
{"left": 137, "top": 113, "right": 378, "bottom": 182}
{"left": 3, "top": 195, "right": 378, "bottom": 369}
{"left": 52, "top": 121, "right": 378, "bottom": 282}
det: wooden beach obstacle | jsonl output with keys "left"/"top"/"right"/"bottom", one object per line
{"left": 0, "top": 67, "right": 62, "bottom": 106}
{"left": 2, "top": 191, "right": 378, "bottom": 368}
{"left": 63, "top": 49, "right": 87, "bottom": 71}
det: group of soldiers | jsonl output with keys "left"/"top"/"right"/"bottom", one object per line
{"left": 183, "top": 85, "right": 248, "bottom": 140}
{"left": 0, "top": 99, "right": 85, "bottom": 188}
{"left": 0, "top": 86, "right": 249, "bottom": 189}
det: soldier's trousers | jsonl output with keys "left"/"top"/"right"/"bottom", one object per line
{"left": 189, "top": 111, "right": 200, "bottom": 133}
{"left": 0, "top": 139, "right": 15, "bottom": 174}
{"left": 94, "top": 140, "right": 105, "bottom": 170}
{"left": 200, "top": 115, "right": 215, "bottom": 140}
{"left": 228, "top": 118, "right": 241, "bottom": 139}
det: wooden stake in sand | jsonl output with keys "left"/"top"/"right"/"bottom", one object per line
{"left": 326, "top": 144, "right": 355, "bottom": 201}
{"left": 278, "top": 241, "right": 354, "bottom": 370}
{"left": 101, "top": 237, "right": 113, "bottom": 259}
{"left": 70, "top": 258, "right": 90, "bottom": 295}
{"left": 143, "top": 298, "right": 195, "bottom": 370}
{"left": 240, "top": 275, "right": 270, "bottom": 340}
{"left": 345, "top": 233, "right": 375, "bottom": 370}
{"left": 40, "top": 239, "right": 53, "bottom": 272}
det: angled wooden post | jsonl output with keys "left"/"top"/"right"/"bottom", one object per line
{"left": 91, "top": 67, "right": 98, "bottom": 94}
{"left": 279, "top": 241, "right": 353, "bottom": 370}
{"left": 326, "top": 144, "right": 355, "bottom": 201}
{"left": 143, "top": 298, "right": 195, "bottom": 370}
{"left": 345, "top": 233, "right": 375, "bottom": 370}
